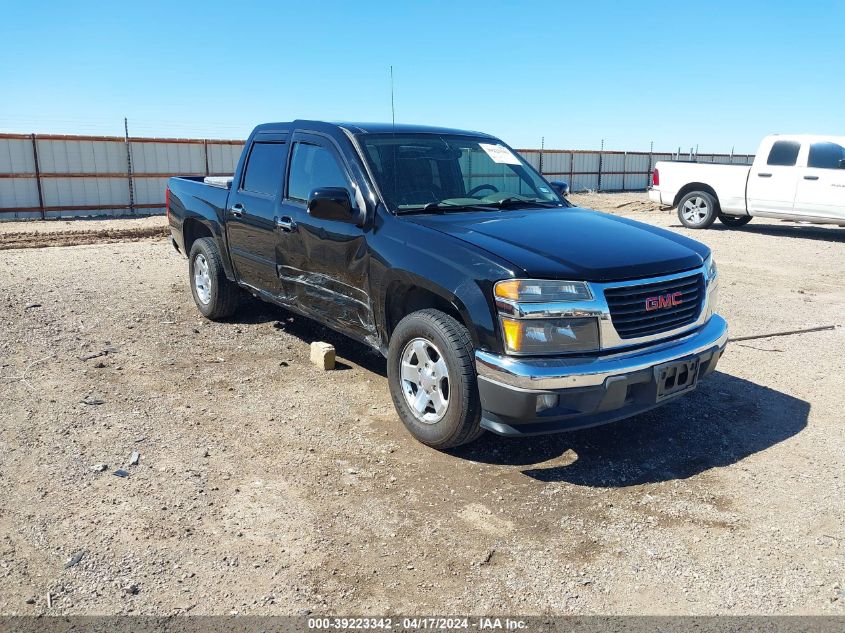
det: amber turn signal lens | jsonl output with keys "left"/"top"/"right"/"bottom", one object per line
{"left": 494, "top": 280, "right": 521, "bottom": 301}
{"left": 501, "top": 318, "right": 524, "bottom": 352}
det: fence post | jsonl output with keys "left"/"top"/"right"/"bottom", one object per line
{"left": 124, "top": 117, "right": 135, "bottom": 214}
{"left": 597, "top": 139, "right": 604, "bottom": 192}
{"left": 647, "top": 141, "right": 654, "bottom": 189}
{"left": 204, "top": 139, "right": 210, "bottom": 175}
{"left": 539, "top": 136, "right": 544, "bottom": 176}
{"left": 622, "top": 151, "right": 627, "bottom": 191}
{"left": 30, "top": 134, "right": 45, "bottom": 220}
{"left": 568, "top": 152, "right": 574, "bottom": 191}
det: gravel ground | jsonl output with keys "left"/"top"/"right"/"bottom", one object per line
{"left": 0, "top": 194, "right": 843, "bottom": 616}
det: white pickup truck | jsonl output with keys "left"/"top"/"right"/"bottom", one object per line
{"left": 649, "top": 134, "right": 845, "bottom": 229}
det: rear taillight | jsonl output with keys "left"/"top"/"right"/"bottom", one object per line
{"left": 165, "top": 187, "right": 171, "bottom": 221}
{"left": 652, "top": 168, "right": 660, "bottom": 187}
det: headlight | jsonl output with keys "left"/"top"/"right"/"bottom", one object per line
{"left": 704, "top": 254, "right": 717, "bottom": 282}
{"left": 501, "top": 316, "right": 599, "bottom": 354}
{"left": 494, "top": 279, "right": 592, "bottom": 302}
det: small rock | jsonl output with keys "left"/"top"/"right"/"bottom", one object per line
{"left": 129, "top": 451, "right": 140, "bottom": 466}
{"left": 25, "top": 303, "right": 41, "bottom": 309}
{"left": 297, "top": 608, "right": 312, "bottom": 616}
{"left": 273, "top": 321, "right": 285, "bottom": 329}
{"left": 65, "top": 550, "right": 85, "bottom": 568}
{"left": 25, "top": 597, "right": 35, "bottom": 605}
{"left": 93, "top": 361, "right": 106, "bottom": 369}
{"left": 124, "top": 584, "right": 140, "bottom": 595}
{"left": 279, "top": 361, "right": 289, "bottom": 367}
{"left": 113, "top": 469, "right": 130, "bottom": 478}
{"left": 202, "top": 448, "right": 210, "bottom": 458}
{"left": 310, "top": 342, "right": 336, "bottom": 370}
{"left": 89, "top": 463, "right": 108, "bottom": 473}
{"left": 81, "top": 397, "right": 105, "bottom": 406}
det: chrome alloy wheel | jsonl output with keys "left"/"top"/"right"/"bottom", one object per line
{"left": 193, "top": 253, "right": 212, "bottom": 305}
{"left": 400, "top": 337, "right": 450, "bottom": 424}
{"left": 681, "top": 196, "right": 711, "bottom": 226}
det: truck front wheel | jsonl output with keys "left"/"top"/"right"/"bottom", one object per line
{"left": 677, "top": 191, "right": 718, "bottom": 229}
{"left": 188, "top": 237, "right": 240, "bottom": 320}
{"left": 387, "top": 309, "right": 484, "bottom": 449}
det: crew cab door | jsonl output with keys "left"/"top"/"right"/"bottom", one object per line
{"left": 794, "top": 141, "right": 845, "bottom": 220}
{"left": 275, "top": 132, "right": 374, "bottom": 342}
{"left": 746, "top": 139, "right": 801, "bottom": 216}
{"left": 226, "top": 134, "right": 288, "bottom": 293}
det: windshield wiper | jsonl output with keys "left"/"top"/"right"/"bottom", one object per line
{"left": 395, "top": 202, "right": 497, "bottom": 215}
{"left": 490, "top": 197, "right": 561, "bottom": 209}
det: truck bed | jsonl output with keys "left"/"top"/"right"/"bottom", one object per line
{"left": 653, "top": 161, "right": 750, "bottom": 215}
{"left": 167, "top": 176, "right": 233, "bottom": 253}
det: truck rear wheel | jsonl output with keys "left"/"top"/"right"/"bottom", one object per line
{"left": 718, "top": 213, "right": 753, "bottom": 228}
{"left": 387, "top": 309, "right": 484, "bottom": 449}
{"left": 188, "top": 237, "right": 239, "bottom": 320}
{"left": 677, "top": 191, "right": 718, "bottom": 229}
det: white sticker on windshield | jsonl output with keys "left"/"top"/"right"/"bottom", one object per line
{"left": 479, "top": 143, "right": 522, "bottom": 165}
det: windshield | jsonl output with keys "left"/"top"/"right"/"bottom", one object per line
{"left": 359, "top": 134, "right": 564, "bottom": 212}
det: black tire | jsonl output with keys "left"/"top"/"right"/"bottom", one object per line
{"left": 188, "top": 237, "right": 239, "bottom": 320}
{"left": 387, "top": 309, "right": 484, "bottom": 449}
{"left": 718, "top": 213, "right": 753, "bottom": 228}
{"left": 677, "top": 191, "right": 718, "bottom": 229}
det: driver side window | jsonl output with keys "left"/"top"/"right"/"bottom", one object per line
{"left": 287, "top": 142, "right": 349, "bottom": 202}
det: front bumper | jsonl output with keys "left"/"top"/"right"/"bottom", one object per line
{"left": 475, "top": 315, "right": 728, "bottom": 436}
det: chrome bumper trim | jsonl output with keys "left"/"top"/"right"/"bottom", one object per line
{"left": 476, "top": 315, "right": 728, "bottom": 390}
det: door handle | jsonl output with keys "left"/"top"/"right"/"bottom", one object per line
{"left": 276, "top": 216, "right": 297, "bottom": 232}
{"left": 230, "top": 203, "right": 245, "bottom": 218}
{"left": 757, "top": 173, "right": 772, "bottom": 178}
{"left": 803, "top": 175, "right": 819, "bottom": 181}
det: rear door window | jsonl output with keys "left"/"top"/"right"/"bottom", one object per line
{"left": 807, "top": 142, "right": 845, "bottom": 169}
{"left": 242, "top": 142, "right": 287, "bottom": 195}
{"left": 766, "top": 141, "right": 801, "bottom": 167}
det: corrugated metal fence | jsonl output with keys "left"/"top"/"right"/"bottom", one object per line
{"left": 0, "top": 133, "right": 755, "bottom": 220}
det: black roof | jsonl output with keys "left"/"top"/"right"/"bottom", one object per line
{"left": 337, "top": 122, "right": 495, "bottom": 138}
{"left": 252, "top": 120, "right": 496, "bottom": 139}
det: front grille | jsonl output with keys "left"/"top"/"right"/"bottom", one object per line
{"left": 604, "top": 273, "right": 705, "bottom": 339}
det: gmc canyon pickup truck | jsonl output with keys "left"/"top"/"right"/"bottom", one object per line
{"left": 167, "top": 121, "right": 727, "bottom": 449}
{"left": 650, "top": 134, "right": 845, "bottom": 229}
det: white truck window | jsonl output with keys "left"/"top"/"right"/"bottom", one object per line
{"left": 807, "top": 142, "right": 845, "bottom": 169}
{"left": 766, "top": 141, "right": 801, "bottom": 167}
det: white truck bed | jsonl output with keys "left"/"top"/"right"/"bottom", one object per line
{"left": 649, "top": 162, "right": 749, "bottom": 215}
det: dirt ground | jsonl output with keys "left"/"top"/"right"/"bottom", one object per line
{"left": 0, "top": 193, "right": 843, "bottom": 616}
{"left": 0, "top": 215, "right": 167, "bottom": 250}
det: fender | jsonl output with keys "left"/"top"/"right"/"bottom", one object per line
{"left": 371, "top": 220, "right": 519, "bottom": 354}
{"left": 170, "top": 185, "right": 237, "bottom": 282}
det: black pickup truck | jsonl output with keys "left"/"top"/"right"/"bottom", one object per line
{"left": 167, "top": 121, "right": 727, "bottom": 449}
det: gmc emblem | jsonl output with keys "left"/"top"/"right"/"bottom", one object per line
{"left": 645, "top": 291, "right": 683, "bottom": 311}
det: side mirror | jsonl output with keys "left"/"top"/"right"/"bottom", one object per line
{"left": 549, "top": 180, "right": 570, "bottom": 197}
{"left": 307, "top": 187, "right": 356, "bottom": 223}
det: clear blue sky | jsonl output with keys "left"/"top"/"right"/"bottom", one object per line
{"left": 0, "top": 0, "right": 841, "bottom": 153}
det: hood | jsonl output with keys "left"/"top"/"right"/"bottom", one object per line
{"left": 406, "top": 207, "right": 709, "bottom": 281}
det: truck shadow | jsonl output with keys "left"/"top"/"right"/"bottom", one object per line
{"left": 672, "top": 221, "right": 845, "bottom": 243}
{"left": 233, "top": 296, "right": 389, "bottom": 376}
{"left": 450, "top": 371, "right": 809, "bottom": 487}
